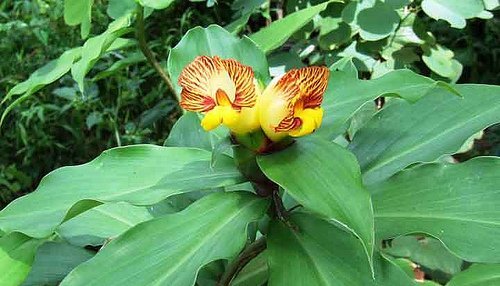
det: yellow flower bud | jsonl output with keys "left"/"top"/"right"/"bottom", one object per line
{"left": 258, "top": 66, "right": 330, "bottom": 142}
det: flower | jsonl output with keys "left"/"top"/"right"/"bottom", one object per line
{"left": 178, "top": 55, "right": 260, "bottom": 134}
{"left": 258, "top": 66, "right": 330, "bottom": 142}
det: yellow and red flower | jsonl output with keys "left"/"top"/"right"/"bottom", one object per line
{"left": 258, "top": 66, "right": 330, "bottom": 141}
{"left": 178, "top": 55, "right": 330, "bottom": 142}
{"left": 178, "top": 55, "right": 260, "bottom": 134}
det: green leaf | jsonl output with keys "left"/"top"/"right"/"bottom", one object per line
{"left": 57, "top": 202, "right": 154, "bottom": 247}
{"left": 0, "top": 233, "right": 42, "bottom": 286}
{"left": 447, "top": 264, "right": 500, "bottom": 286}
{"left": 164, "top": 112, "right": 213, "bottom": 151}
{"left": 93, "top": 53, "right": 146, "bottom": 81}
{"left": 421, "top": 0, "right": 487, "bottom": 29}
{"left": 267, "top": 213, "right": 416, "bottom": 285}
{"left": 349, "top": 84, "right": 500, "bottom": 184}
{"left": 232, "top": 251, "right": 268, "bottom": 286}
{"left": 258, "top": 137, "right": 374, "bottom": 267}
{"left": 249, "top": 1, "right": 330, "bottom": 54}
{"left": 483, "top": 0, "right": 500, "bottom": 10}
{"left": 22, "top": 242, "right": 94, "bottom": 286}
{"left": 168, "top": 25, "right": 270, "bottom": 97}
{"left": 374, "top": 253, "right": 418, "bottom": 286}
{"left": 357, "top": 1, "right": 400, "bottom": 41}
{"left": 422, "top": 44, "right": 463, "bottom": 79}
{"left": 60, "top": 192, "right": 268, "bottom": 286}
{"left": 0, "top": 145, "right": 243, "bottom": 238}
{"left": 318, "top": 69, "right": 458, "bottom": 140}
{"left": 0, "top": 48, "right": 81, "bottom": 128}
{"left": 107, "top": 0, "right": 137, "bottom": 19}
{"left": 64, "top": 0, "right": 94, "bottom": 38}
{"left": 384, "top": 236, "right": 463, "bottom": 275}
{"left": 372, "top": 157, "right": 500, "bottom": 263}
{"left": 139, "top": 0, "right": 175, "bottom": 10}
{"left": 71, "top": 15, "right": 132, "bottom": 93}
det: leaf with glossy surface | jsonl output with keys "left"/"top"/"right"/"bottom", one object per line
{"left": 57, "top": 202, "right": 154, "bottom": 247}
{"left": 372, "top": 157, "right": 500, "bottom": 263}
{"left": 349, "top": 84, "right": 500, "bottom": 184}
{"left": 267, "top": 213, "right": 415, "bottom": 285}
{"left": 60, "top": 192, "right": 268, "bottom": 286}
{"left": 250, "top": 2, "right": 330, "bottom": 54}
{"left": 22, "top": 242, "right": 94, "bottom": 286}
{"left": 258, "top": 137, "right": 374, "bottom": 265}
{"left": 0, "top": 233, "right": 42, "bottom": 286}
{"left": 168, "top": 25, "right": 270, "bottom": 96}
{"left": 0, "top": 145, "right": 243, "bottom": 238}
{"left": 447, "top": 264, "right": 500, "bottom": 286}
{"left": 318, "top": 69, "right": 457, "bottom": 140}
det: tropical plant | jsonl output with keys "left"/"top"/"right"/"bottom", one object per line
{"left": 1, "top": 0, "right": 499, "bottom": 285}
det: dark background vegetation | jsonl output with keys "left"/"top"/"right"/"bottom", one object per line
{"left": 0, "top": 0, "right": 498, "bottom": 207}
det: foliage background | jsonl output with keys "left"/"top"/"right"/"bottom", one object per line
{"left": 0, "top": 0, "right": 499, "bottom": 207}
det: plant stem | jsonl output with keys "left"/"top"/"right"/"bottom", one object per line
{"left": 135, "top": 7, "right": 177, "bottom": 99}
{"left": 218, "top": 237, "right": 267, "bottom": 286}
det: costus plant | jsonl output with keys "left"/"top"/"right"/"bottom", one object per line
{"left": 1, "top": 4, "right": 500, "bottom": 286}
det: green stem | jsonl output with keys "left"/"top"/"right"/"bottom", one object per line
{"left": 135, "top": 6, "right": 177, "bottom": 99}
{"left": 218, "top": 237, "right": 267, "bottom": 286}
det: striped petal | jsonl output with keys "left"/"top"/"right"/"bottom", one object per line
{"left": 178, "top": 56, "right": 256, "bottom": 113}
{"left": 259, "top": 66, "right": 330, "bottom": 141}
{"left": 221, "top": 59, "right": 257, "bottom": 108}
{"left": 274, "top": 66, "right": 329, "bottom": 132}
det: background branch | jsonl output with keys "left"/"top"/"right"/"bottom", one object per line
{"left": 135, "top": 7, "right": 177, "bottom": 99}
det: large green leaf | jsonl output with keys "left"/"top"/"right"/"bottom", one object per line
{"left": 64, "top": 0, "right": 93, "bottom": 38}
{"left": 22, "top": 242, "right": 95, "bottom": 286}
{"left": 57, "top": 202, "right": 155, "bottom": 247}
{"left": 318, "top": 69, "right": 457, "bottom": 140}
{"left": 0, "top": 145, "right": 243, "bottom": 238}
{"left": 168, "top": 25, "right": 270, "bottom": 97}
{"left": 349, "top": 84, "right": 500, "bottom": 184}
{"left": 71, "top": 15, "right": 132, "bottom": 93}
{"left": 60, "top": 192, "right": 268, "bottom": 286}
{"left": 372, "top": 157, "right": 500, "bottom": 263}
{"left": 249, "top": 1, "right": 330, "bottom": 54}
{"left": 446, "top": 264, "right": 500, "bottom": 286}
{"left": 0, "top": 233, "right": 42, "bottom": 286}
{"left": 258, "top": 137, "right": 374, "bottom": 266}
{"left": 267, "top": 213, "right": 415, "bottom": 285}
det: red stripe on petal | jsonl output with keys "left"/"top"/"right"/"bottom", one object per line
{"left": 221, "top": 59, "right": 256, "bottom": 108}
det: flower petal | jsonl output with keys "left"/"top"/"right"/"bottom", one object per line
{"left": 271, "top": 66, "right": 329, "bottom": 132}
{"left": 179, "top": 56, "right": 234, "bottom": 112}
{"left": 276, "top": 66, "right": 330, "bottom": 108}
{"left": 221, "top": 59, "right": 257, "bottom": 108}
